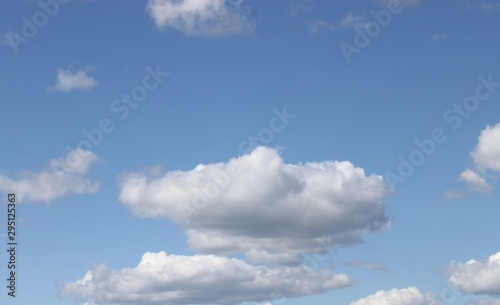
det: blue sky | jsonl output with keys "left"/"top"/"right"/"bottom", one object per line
{"left": 1, "top": 0, "right": 500, "bottom": 304}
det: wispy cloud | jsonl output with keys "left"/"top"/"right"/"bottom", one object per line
{"left": 48, "top": 68, "right": 99, "bottom": 93}
{"left": 444, "top": 168, "right": 492, "bottom": 199}
{"left": 344, "top": 260, "right": 391, "bottom": 272}
{"left": 375, "top": 0, "right": 422, "bottom": 7}
{"left": 465, "top": 1, "right": 500, "bottom": 13}
{"left": 0, "top": 149, "right": 100, "bottom": 203}
{"left": 467, "top": 299, "right": 500, "bottom": 305}
{"left": 309, "top": 20, "right": 336, "bottom": 34}
{"left": 338, "top": 12, "right": 369, "bottom": 29}
{"left": 288, "top": 0, "right": 314, "bottom": 17}
{"left": 146, "top": 0, "right": 255, "bottom": 37}
{"left": 467, "top": 1, "right": 500, "bottom": 12}
{"left": 480, "top": 1, "right": 500, "bottom": 11}
{"left": 429, "top": 33, "right": 447, "bottom": 42}
{"left": 309, "top": 12, "right": 368, "bottom": 34}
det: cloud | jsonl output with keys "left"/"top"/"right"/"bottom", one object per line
{"left": 48, "top": 68, "right": 99, "bottom": 92}
{"left": 118, "top": 147, "right": 390, "bottom": 265}
{"left": 480, "top": 2, "right": 500, "bottom": 11}
{"left": 309, "top": 12, "right": 370, "bottom": 35}
{"left": 467, "top": 300, "right": 500, "bottom": 305}
{"left": 429, "top": 33, "right": 447, "bottom": 42}
{"left": 338, "top": 12, "right": 369, "bottom": 30}
{"left": 374, "top": 0, "right": 422, "bottom": 7}
{"left": 145, "top": 0, "right": 255, "bottom": 37}
{"left": 60, "top": 251, "right": 353, "bottom": 305}
{"left": 0, "top": 149, "right": 100, "bottom": 203}
{"left": 309, "top": 20, "right": 336, "bottom": 34}
{"left": 467, "top": 2, "right": 500, "bottom": 12}
{"left": 471, "top": 123, "right": 500, "bottom": 172}
{"left": 288, "top": 0, "right": 314, "bottom": 17}
{"left": 458, "top": 169, "right": 492, "bottom": 193}
{"left": 444, "top": 168, "right": 493, "bottom": 199}
{"left": 448, "top": 252, "right": 500, "bottom": 295}
{"left": 445, "top": 123, "right": 500, "bottom": 199}
{"left": 344, "top": 260, "right": 390, "bottom": 272}
{"left": 350, "top": 287, "right": 441, "bottom": 305}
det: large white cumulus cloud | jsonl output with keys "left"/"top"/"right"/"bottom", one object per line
{"left": 118, "top": 147, "right": 390, "bottom": 264}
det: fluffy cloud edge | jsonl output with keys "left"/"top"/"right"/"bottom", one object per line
{"left": 448, "top": 252, "right": 500, "bottom": 296}
{"left": 471, "top": 123, "right": 500, "bottom": 172}
{"left": 349, "top": 287, "right": 441, "bottom": 305}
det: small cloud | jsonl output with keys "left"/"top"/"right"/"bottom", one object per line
{"left": 465, "top": 1, "right": 500, "bottom": 12}
{"left": 338, "top": 12, "right": 369, "bottom": 30}
{"left": 309, "top": 12, "right": 368, "bottom": 34}
{"left": 288, "top": 0, "right": 314, "bottom": 17}
{"left": 445, "top": 123, "right": 500, "bottom": 199}
{"left": 443, "top": 189, "right": 464, "bottom": 200}
{"left": 344, "top": 260, "right": 391, "bottom": 272}
{"left": 459, "top": 169, "right": 492, "bottom": 193}
{"left": 48, "top": 68, "right": 99, "bottom": 93}
{"left": 429, "top": 33, "right": 447, "bottom": 42}
{"left": 480, "top": 2, "right": 500, "bottom": 11}
{"left": 0, "top": 148, "right": 100, "bottom": 203}
{"left": 374, "top": 0, "right": 422, "bottom": 7}
{"left": 444, "top": 169, "right": 493, "bottom": 199}
{"left": 309, "top": 20, "right": 336, "bottom": 34}
{"left": 146, "top": 0, "right": 255, "bottom": 37}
